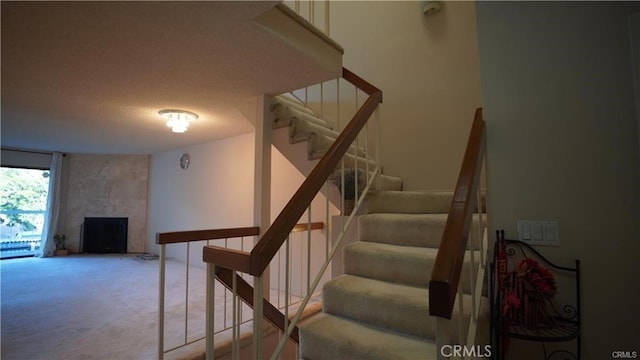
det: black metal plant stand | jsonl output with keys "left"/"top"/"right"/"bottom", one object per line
{"left": 490, "top": 230, "right": 581, "bottom": 360}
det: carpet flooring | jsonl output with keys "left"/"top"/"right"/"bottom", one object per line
{"left": 0, "top": 254, "right": 254, "bottom": 360}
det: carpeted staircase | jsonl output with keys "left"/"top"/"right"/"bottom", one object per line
{"left": 299, "top": 191, "right": 486, "bottom": 360}
{"left": 270, "top": 95, "right": 487, "bottom": 359}
{"left": 271, "top": 95, "right": 402, "bottom": 193}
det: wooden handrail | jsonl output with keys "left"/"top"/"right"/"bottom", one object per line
{"left": 342, "top": 68, "right": 382, "bottom": 98}
{"left": 291, "top": 221, "right": 324, "bottom": 233}
{"left": 197, "top": 68, "right": 382, "bottom": 358}
{"left": 249, "top": 68, "right": 382, "bottom": 276}
{"left": 203, "top": 246, "right": 252, "bottom": 274}
{"left": 157, "top": 221, "right": 323, "bottom": 245}
{"left": 215, "top": 267, "right": 300, "bottom": 343}
{"left": 202, "top": 222, "right": 324, "bottom": 274}
{"left": 156, "top": 226, "right": 260, "bottom": 245}
{"left": 429, "top": 108, "right": 486, "bottom": 319}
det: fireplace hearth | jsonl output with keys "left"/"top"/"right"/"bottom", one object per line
{"left": 83, "top": 217, "right": 128, "bottom": 254}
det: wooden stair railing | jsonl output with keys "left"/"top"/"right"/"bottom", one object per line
{"left": 215, "top": 267, "right": 300, "bottom": 343}
{"left": 156, "top": 222, "right": 323, "bottom": 359}
{"left": 156, "top": 226, "right": 260, "bottom": 360}
{"left": 429, "top": 108, "right": 487, "bottom": 357}
{"left": 203, "top": 67, "right": 382, "bottom": 277}
{"left": 429, "top": 107, "right": 485, "bottom": 319}
{"left": 200, "top": 67, "right": 382, "bottom": 356}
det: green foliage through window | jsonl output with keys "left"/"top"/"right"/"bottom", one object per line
{"left": 0, "top": 167, "right": 50, "bottom": 231}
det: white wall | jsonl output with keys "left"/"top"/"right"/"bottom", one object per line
{"left": 329, "top": 1, "right": 483, "bottom": 190}
{"left": 477, "top": 2, "right": 640, "bottom": 358}
{"left": 147, "top": 133, "right": 255, "bottom": 256}
{"left": 148, "top": 132, "right": 335, "bottom": 294}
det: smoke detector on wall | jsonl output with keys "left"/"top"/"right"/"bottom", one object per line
{"left": 422, "top": 1, "right": 442, "bottom": 16}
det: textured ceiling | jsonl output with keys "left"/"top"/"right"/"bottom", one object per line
{"left": 1, "top": 1, "right": 336, "bottom": 154}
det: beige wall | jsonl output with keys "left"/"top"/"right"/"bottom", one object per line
{"left": 147, "top": 133, "right": 255, "bottom": 256}
{"left": 330, "top": 1, "right": 482, "bottom": 190}
{"left": 477, "top": 2, "right": 640, "bottom": 358}
{"left": 147, "top": 132, "right": 334, "bottom": 292}
{"left": 64, "top": 154, "right": 149, "bottom": 253}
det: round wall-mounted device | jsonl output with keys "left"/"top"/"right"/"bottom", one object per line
{"left": 180, "top": 153, "right": 190, "bottom": 170}
{"left": 422, "top": 1, "right": 442, "bottom": 16}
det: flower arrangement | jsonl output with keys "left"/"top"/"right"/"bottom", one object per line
{"left": 502, "top": 257, "right": 557, "bottom": 328}
{"left": 328, "top": 168, "right": 366, "bottom": 200}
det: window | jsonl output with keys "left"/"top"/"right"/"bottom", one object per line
{"left": 0, "top": 167, "right": 50, "bottom": 259}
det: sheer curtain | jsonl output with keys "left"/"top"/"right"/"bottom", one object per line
{"left": 38, "top": 152, "right": 63, "bottom": 257}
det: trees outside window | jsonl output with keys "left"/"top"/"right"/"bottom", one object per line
{"left": 0, "top": 167, "right": 50, "bottom": 257}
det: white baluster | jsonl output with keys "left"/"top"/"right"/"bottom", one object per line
{"left": 253, "top": 274, "right": 264, "bottom": 360}
{"left": 324, "top": 0, "right": 330, "bottom": 36}
{"left": 307, "top": 209, "right": 312, "bottom": 296}
{"left": 158, "top": 244, "right": 166, "bottom": 360}
{"left": 232, "top": 270, "right": 239, "bottom": 360}
{"left": 205, "top": 263, "right": 215, "bottom": 360}
{"left": 184, "top": 241, "right": 190, "bottom": 344}
{"left": 458, "top": 279, "right": 464, "bottom": 345}
{"left": 436, "top": 317, "right": 450, "bottom": 360}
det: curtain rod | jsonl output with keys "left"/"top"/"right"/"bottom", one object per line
{"left": 1, "top": 147, "right": 66, "bottom": 156}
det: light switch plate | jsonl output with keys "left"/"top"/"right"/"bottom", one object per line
{"left": 517, "top": 220, "right": 559, "bottom": 246}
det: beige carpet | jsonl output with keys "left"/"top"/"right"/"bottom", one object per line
{"left": 0, "top": 254, "right": 258, "bottom": 360}
{"left": 299, "top": 190, "right": 489, "bottom": 359}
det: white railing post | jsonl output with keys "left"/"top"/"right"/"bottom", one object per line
{"left": 254, "top": 94, "right": 271, "bottom": 302}
{"left": 375, "top": 106, "right": 382, "bottom": 189}
{"left": 458, "top": 280, "right": 465, "bottom": 346}
{"left": 206, "top": 263, "right": 216, "bottom": 360}
{"left": 307, "top": 207, "right": 312, "bottom": 295}
{"left": 436, "top": 317, "right": 450, "bottom": 360}
{"left": 184, "top": 242, "right": 190, "bottom": 344}
{"left": 468, "top": 227, "right": 477, "bottom": 321}
{"left": 324, "top": 0, "right": 330, "bottom": 36}
{"left": 158, "top": 244, "right": 166, "bottom": 360}
{"left": 232, "top": 270, "right": 240, "bottom": 360}
{"left": 253, "top": 274, "right": 264, "bottom": 360}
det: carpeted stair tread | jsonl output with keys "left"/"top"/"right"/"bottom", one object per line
{"left": 330, "top": 168, "right": 403, "bottom": 192}
{"left": 366, "top": 190, "right": 454, "bottom": 214}
{"left": 307, "top": 133, "right": 368, "bottom": 160}
{"left": 308, "top": 133, "right": 371, "bottom": 160}
{"left": 343, "top": 242, "right": 437, "bottom": 287}
{"left": 288, "top": 117, "right": 341, "bottom": 144}
{"left": 322, "top": 275, "right": 473, "bottom": 341}
{"left": 299, "top": 313, "right": 437, "bottom": 360}
{"left": 272, "top": 97, "right": 333, "bottom": 130}
{"left": 274, "top": 94, "right": 319, "bottom": 116}
{"left": 311, "top": 146, "right": 378, "bottom": 169}
{"left": 271, "top": 93, "right": 403, "bottom": 193}
{"left": 359, "top": 213, "right": 483, "bottom": 249}
{"left": 323, "top": 275, "right": 430, "bottom": 339}
{"left": 371, "top": 172, "right": 403, "bottom": 192}
{"left": 344, "top": 241, "right": 477, "bottom": 292}
{"left": 359, "top": 213, "right": 447, "bottom": 248}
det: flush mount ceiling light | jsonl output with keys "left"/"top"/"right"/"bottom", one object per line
{"left": 159, "top": 109, "right": 198, "bottom": 133}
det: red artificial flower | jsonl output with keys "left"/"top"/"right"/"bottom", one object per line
{"left": 515, "top": 258, "right": 557, "bottom": 299}
{"left": 503, "top": 290, "right": 521, "bottom": 314}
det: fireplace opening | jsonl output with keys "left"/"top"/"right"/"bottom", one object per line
{"left": 83, "top": 217, "right": 128, "bottom": 254}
